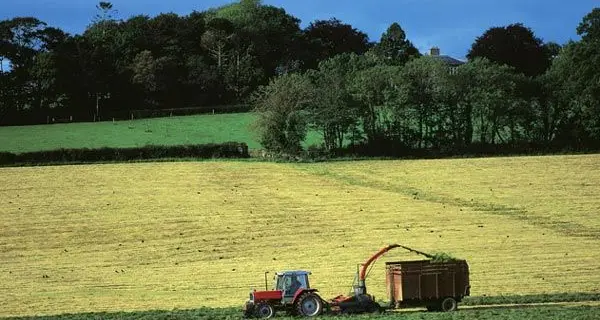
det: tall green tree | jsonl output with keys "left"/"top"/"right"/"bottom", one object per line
{"left": 0, "top": 17, "right": 66, "bottom": 119}
{"left": 537, "top": 8, "right": 600, "bottom": 145}
{"left": 29, "top": 51, "right": 60, "bottom": 111}
{"left": 301, "top": 18, "right": 371, "bottom": 70}
{"left": 457, "top": 58, "right": 522, "bottom": 145}
{"left": 82, "top": 2, "right": 129, "bottom": 119}
{"left": 536, "top": 43, "right": 582, "bottom": 145}
{"left": 373, "top": 22, "right": 420, "bottom": 65}
{"left": 569, "top": 8, "right": 600, "bottom": 141}
{"left": 201, "top": 18, "right": 234, "bottom": 69}
{"left": 252, "top": 73, "right": 314, "bottom": 154}
{"left": 93, "top": 1, "right": 117, "bottom": 23}
{"left": 146, "top": 13, "right": 185, "bottom": 59}
{"left": 210, "top": 0, "right": 261, "bottom": 27}
{"left": 392, "top": 56, "right": 450, "bottom": 148}
{"left": 0, "top": 17, "right": 48, "bottom": 70}
{"left": 209, "top": 1, "right": 302, "bottom": 76}
{"left": 467, "top": 23, "right": 551, "bottom": 77}
{"left": 350, "top": 64, "right": 400, "bottom": 144}
{"left": 307, "top": 53, "right": 364, "bottom": 151}
{"left": 184, "top": 54, "right": 221, "bottom": 105}
{"left": 248, "top": 5, "right": 303, "bottom": 77}
{"left": 179, "top": 11, "right": 206, "bottom": 56}
{"left": 222, "top": 42, "right": 264, "bottom": 102}
{"left": 201, "top": 18, "right": 263, "bottom": 103}
{"left": 131, "top": 50, "right": 157, "bottom": 108}
{"left": 577, "top": 7, "right": 600, "bottom": 42}
{"left": 0, "top": 70, "right": 14, "bottom": 123}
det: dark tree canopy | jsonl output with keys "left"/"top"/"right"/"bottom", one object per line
{"left": 467, "top": 23, "right": 551, "bottom": 77}
{"left": 301, "top": 18, "right": 371, "bottom": 70}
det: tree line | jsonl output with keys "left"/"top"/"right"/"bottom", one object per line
{"left": 1, "top": 1, "right": 599, "bottom": 156}
{"left": 253, "top": 8, "right": 600, "bottom": 156}
{"left": 0, "top": 0, "right": 379, "bottom": 125}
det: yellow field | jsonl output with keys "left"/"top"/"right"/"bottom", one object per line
{"left": 1, "top": 154, "right": 600, "bottom": 317}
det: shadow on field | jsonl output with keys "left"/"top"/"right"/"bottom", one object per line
{"left": 386, "top": 300, "right": 599, "bottom": 315}
{"left": 388, "top": 304, "right": 543, "bottom": 315}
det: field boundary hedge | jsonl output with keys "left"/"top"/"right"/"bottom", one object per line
{"left": 0, "top": 142, "right": 249, "bottom": 166}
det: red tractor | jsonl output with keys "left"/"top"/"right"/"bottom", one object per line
{"left": 243, "top": 270, "right": 324, "bottom": 318}
{"left": 243, "top": 244, "right": 469, "bottom": 318}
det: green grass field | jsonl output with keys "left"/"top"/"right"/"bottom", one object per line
{"left": 5, "top": 304, "right": 600, "bottom": 320}
{"left": 0, "top": 113, "right": 258, "bottom": 153}
{"left": 0, "top": 113, "right": 321, "bottom": 153}
{"left": 1, "top": 154, "right": 600, "bottom": 317}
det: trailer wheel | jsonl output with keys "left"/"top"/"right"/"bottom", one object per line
{"left": 255, "top": 303, "right": 275, "bottom": 318}
{"left": 296, "top": 293, "right": 323, "bottom": 317}
{"left": 440, "top": 297, "right": 457, "bottom": 312}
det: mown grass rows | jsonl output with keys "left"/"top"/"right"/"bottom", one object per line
{"left": 1, "top": 156, "right": 599, "bottom": 316}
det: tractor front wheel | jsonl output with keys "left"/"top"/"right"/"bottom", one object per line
{"left": 296, "top": 293, "right": 323, "bottom": 317}
{"left": 255, "top": 303, "right": 275, "bottom": 318}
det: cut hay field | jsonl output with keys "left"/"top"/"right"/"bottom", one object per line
{"left": 1, "top": 154, "right": 600, "bottom": 317}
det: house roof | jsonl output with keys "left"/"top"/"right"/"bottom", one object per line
{"left": 433, "top": 55, "right": 465, "bottom": 66}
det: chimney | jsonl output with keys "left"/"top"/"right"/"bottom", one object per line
{"left": 430, "top": 47, "right": 440, "bottom": 56}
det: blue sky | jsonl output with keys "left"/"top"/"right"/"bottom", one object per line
{"left": 1, "top": 0, "right": 598, "bottom": 59}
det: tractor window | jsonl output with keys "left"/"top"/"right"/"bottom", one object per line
{"left": 296, "top": 275, "right": 308, "bottom": 289}
{"left": 275, "top": 275, "right": 285, "bottom": 291}
{"left": 276, "top": 273, "right": 309, "bottom": 293}
{"left": 275, "top": 276, "right": 281, "bottom": 291}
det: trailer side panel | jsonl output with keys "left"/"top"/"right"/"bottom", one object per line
{"left": 385, "top": 259, "right": 470, "bottom": 308}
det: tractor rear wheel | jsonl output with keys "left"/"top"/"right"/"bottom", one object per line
{"left": 255, "top": 303, "right": 275, "bottom": 318}
{"left": 296, "top": 293, "right": 323, "bottom": 317}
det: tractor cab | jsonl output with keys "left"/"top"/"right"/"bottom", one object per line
{"left": 275, "top": 271, "right": 311, "bottom": 303}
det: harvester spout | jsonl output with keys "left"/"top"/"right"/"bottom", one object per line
{"left": 354, "top": 244, "right": 400, "bottom": 295}
{"left": 358, "top": 244, "right": 400, "bottom": 281}
{"left": 355, "top": 243, "right": 435, "bottom": 295}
